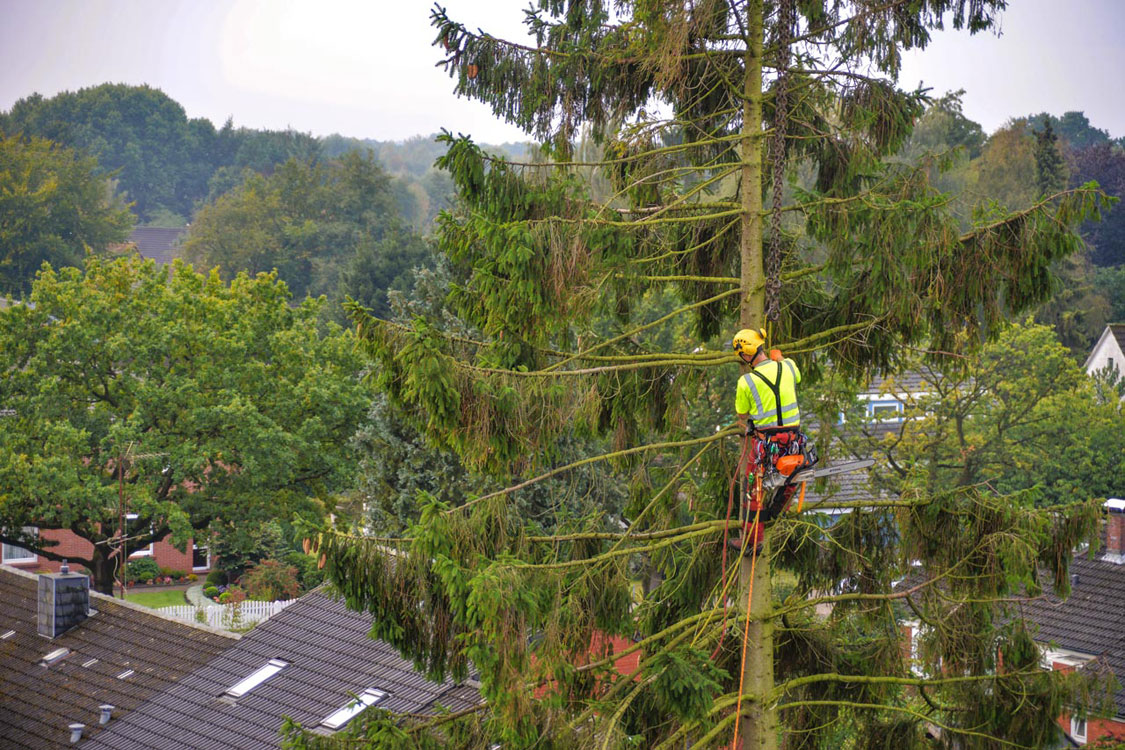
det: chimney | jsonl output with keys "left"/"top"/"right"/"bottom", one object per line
{"left": 99, "top": 704, "right": 114, "bottom": 726}
{"left": 38, "top": 560, "right": 90, "bottom": 638}
{"left": 1105, "top": 499, "right": 1125, "bottom": 564}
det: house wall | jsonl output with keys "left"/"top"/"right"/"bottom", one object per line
{"left": 2, "top": 528, "right": 208, "bottom": 574}
{"left": 1058, "top": 712, "right": 1125, "bottom": 745}
{"left": 1085, "top": 328, "right": 1125, "bottom": 377}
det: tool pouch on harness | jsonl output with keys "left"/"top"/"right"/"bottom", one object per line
{"left": 741, "top": 428, "right": 817, "bottom": 528}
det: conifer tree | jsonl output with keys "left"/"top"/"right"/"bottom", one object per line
{"left": 1034, "top": 116, "right": 1067, "bottom": 197}
{"left": 293, "top": 2, "right": 1114, "bottom": 748}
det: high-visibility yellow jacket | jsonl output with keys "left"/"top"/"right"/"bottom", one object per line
{"left": 735, "top": 358, "right": 801, "bottom": 428}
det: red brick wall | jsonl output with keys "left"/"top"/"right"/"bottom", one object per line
{"left": 5, "top": 529, "right": 207, "bottom": 573}
{"left": 1108, "top": 511, "right": 1125, "bottom": 555}
{"left": 1058, "top": 712, "right": 1125, "bottom": 744}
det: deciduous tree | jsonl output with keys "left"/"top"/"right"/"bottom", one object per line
{"left": 0, "top": 134, "right": 132, "bottom": 295}
{"left": 0, "top": 255, "right": 368, "bottom": 594}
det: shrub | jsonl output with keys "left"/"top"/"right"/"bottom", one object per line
{"left": 126, "top": 557, "right": 160, "bottom": 584}
{"left": 187, "top": 573, "right": 198, "bottom": 582}
{"left": 242, "top": 559, "right": 301, "bottom": 601}
{"left": 284, "top": 550, "right": 325, "bottom": 593}
{"left": 218, "top": 585, "right": 247, "bottom": 605}
{"left": 203, "top": 585, "right": 220, "bottom": 599}
{"left": 205, "top": 569, "right": 228, "bottom": 587}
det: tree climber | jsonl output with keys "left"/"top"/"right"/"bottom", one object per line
{"left": 731, "top": 328, "right": 813, "bottom": 551}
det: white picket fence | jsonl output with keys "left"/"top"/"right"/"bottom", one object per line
{"left": 157, "top": 599, "right": 296, "bottom": 630}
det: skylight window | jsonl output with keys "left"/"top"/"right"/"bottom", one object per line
{"left": 320, "top": 689, "right": 387, "bottom": 730}
{"left": 117, "top": 669, "right": 134, "bottom": 679}
{"left": 82, "top": 658, "right": 98, "bottom": 668}
{"left": 41, "top": 647, "right": 70, "bottom": 665}
{"left": 224, "top": 658, "right": 290, "bottom": 698}
{"left": 1, "top": 630, "right": 15, "bottom": 639}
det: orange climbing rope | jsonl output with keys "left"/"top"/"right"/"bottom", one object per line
{"left": 730, "top": 482, "right": 763, "bottom": 749}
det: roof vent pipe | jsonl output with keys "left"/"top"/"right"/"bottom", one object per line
{"left": 68, "top": 723, "right": 84, "bottom": 744}
{"left": 99, "top": 704, "right": 114, "bottom": 725}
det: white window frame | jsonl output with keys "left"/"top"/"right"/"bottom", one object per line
{"left": 866, "top": 398, "right": 905, "bottom": 422}
{"left": 321, "top": 688, "right": 388, "bottom": 730}
{"left": 192, "top": 543, "right": 211, "bottom": 571}
{"left": 1071, "top": 714, "right": 1087, "bottom": 743}
{"left": 124, "top": 513, "right": 154, "bottom": 557}
{"left": 224, "top": 658, "right": 290, "bottom": 698}
{"left": 2, "top": 526, "right": 39, "bottom": 565}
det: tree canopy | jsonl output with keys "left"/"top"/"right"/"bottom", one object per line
{"left": 183, "top": 152, "right": 431, "bottom": 313}
{"left": 290, "top": 2, "right": 1115, "bottom": 749}
{"left": 0, "top": 133, "right": 132, "bottom": 296}
{"left": 0, "top": 83, "right": 322, "bottom": 221}
{"left": 0, "top": 255, "right": 369, "bottom": 593}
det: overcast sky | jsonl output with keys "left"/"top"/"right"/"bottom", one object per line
{"left": 1, "top": 0, "right": 1121, "bottom": 144}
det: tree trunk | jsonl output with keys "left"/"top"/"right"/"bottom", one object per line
{"left": 738, "top": 2, "right": 776, "bottom": 749}
{"left": 90, "top": 547, "right": 118, "bottom": 596}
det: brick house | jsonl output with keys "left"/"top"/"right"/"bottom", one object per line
{"left": 1018, "top": 499, "right": 1125, "bottom": 745}
{"left": 2, "top": 528, "right": 211, "bottom": 577}
{"left": 0, "top": 564, "right": 235, "bottom": 748}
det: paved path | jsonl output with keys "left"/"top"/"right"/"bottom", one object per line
{"left": 186, "top": 584, "right": 221, "bottom": 608}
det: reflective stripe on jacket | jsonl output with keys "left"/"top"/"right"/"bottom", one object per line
{"left": 735, "top": 358, "right": 801, "bottom": 428}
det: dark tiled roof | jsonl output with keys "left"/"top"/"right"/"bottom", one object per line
{"left": 82, "top": 590, "right": 482, "bottom": 750}
{"left": 863, "top": 371, "right": 928, "bottom": 395}
{"left": 125, "top": 227, "right": 186, "bottom": 266}
{"left": 0, "top": 566, "right": 236, "bottom": 749}
{"left": 1017, "top": 552, "right": 1125, "bottom": 718}
{"left": 801, "top": 465, "right": 884, "bottom": 509}
{"left": 1111, "top": 324, "right": 1125, "bottom": 354}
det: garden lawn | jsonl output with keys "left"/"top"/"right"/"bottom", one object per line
{"left": 124, "top": 589, "right": 188, "bottom": 609}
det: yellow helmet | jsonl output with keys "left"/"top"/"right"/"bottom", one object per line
{"left": 732, "top": 328, "right": 767, "bottom": 357}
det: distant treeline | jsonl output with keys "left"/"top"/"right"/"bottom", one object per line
{"left": 0, "top": 82, "right": 529, "bottom": 228}
{"left": 1, "top": 83, "right": 1122, "bottom": 350}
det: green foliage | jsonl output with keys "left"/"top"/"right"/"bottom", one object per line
{"left": 282, "top": 550, "right": 325, "bottom": 593}
{"left": 0, "top": 255, "right": 369, "bottom": 593}
{"left": 203, "top": 585, "right": 220, "bottom": 599}
{"left": 205, "top": 570, "right": 228, "bottom": 587}
{"left": 184, "top": 152, "right": 429, "bottom": 310}
{"left": 218, "top": 585, "right": 247, "bottom": 605}
{"left": 0, "top": 134, "right": 132, "bottom": 295}
{"left": 1034, "top": 117, "right": 1068, "bottom": 196}
{"left": 646, "top": 647, "right": 728, "bottom": 722}
{"left": 313, "top": 1, "right": 1116, "bottom": 748}
{"left": 242, "top": 559, "right": 301, "bottom": 601}
{"left": 125, "top": 557, "right": 160, "bottom": 584}
{"left": 210, "top": 519, "right": 289, "bottom": 581}
{"left": 0, "top": 85, "right": 322, "bottom": 220}
{"left": 853, "top": 321, "right": 1125, "bottom": 506}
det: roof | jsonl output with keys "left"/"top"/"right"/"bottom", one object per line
{"left": 0, "top": 565, "right": 236, "bottom": 749}
{"left": 1017, "top": 552, "right": 1125, "bottom": 718}
{"left": 82, "top": 590, "right": 482, "bottom": 749}
{"left": 1113, "top": 324, "right": 1125, "bottom": 353}
{"left": 863, "top": 371, "right": 928, "bottom": 395}
{"left": 802, "top": 465, "right": 884, "bottom": 509}
{"left": 124, "top": 227, "right": 186, "bottom": 266}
